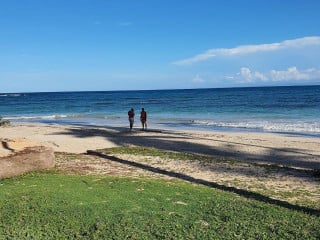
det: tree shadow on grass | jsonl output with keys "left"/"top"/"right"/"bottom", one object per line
{"left": 87, "top": 150, "right": 320, "bottom": 217}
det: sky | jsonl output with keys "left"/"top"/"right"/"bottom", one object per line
{"left": 1, "top": 0, "right": 320, "bottom": 92}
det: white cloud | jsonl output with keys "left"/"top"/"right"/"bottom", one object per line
{"left": 173, "top": 36, "right": 320, "bottom": 65}
{"left": 239, "top": 67, "right": 253, "bottom": 82}
{"left": 254, "top": 71, "right": 268, "bottom": 82}
{"left": 238, "top": 67, "right": 268, "bottom": 83}
{"left": 270, "top": 67, "right": 320, "bottom": 81}
{"left": 192, "top": 74, "right": 205, "bottom": 83}
{"left": 237, "top": 66, "right": 320, "bottom": 83}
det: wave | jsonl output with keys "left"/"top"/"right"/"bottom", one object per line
{"left": 6, "top": 114, "right": 121, "bottom": 121}
{"left": 6, "top": 115, "right": 67, "bottom": 120}
{"left": 191, "top": 120, "right": 320, "bottom": 134}
{"left": 0, "top": 93, "right": 25, "bottom": 97}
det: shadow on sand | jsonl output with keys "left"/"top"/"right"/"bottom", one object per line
{"left": 1, "top": 141, "right": 15, "bottom": 152}
{"left": 51, "top": 124, "right": 320, "bottom": 171}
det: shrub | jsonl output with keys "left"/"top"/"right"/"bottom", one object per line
{"left": 0, "top": 116, "right": 10, "bottom": 126}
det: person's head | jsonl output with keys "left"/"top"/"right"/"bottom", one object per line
{"left": 142, "top": 108, "right": 144, "bottom": 111}
{"left": 131, "top": 108, "right": 134, "bottom": 111}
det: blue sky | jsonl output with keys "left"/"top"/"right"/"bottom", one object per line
{"left": 1, "top": 0, "right": 320, "bottom": 92}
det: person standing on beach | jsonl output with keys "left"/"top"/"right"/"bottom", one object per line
{"left": 140, "top": 108, "right": 147, "bottom": 130}
{"left": 128, "top": 108, "right": 135, "bottom": 130}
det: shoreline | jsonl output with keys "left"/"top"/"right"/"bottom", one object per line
{"left": 8, "top": 119, "right": 320, "bottom": 139}
{"left": 1, "top": 122, "right": 320, "bottom": 170}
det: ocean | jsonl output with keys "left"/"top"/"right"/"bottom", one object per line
{"left": 1, "top": 85, "right": 320, "bottom": 137}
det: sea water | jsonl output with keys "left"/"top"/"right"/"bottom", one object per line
{"left": 1, "top": 85, "right": 320, "bottom": 137}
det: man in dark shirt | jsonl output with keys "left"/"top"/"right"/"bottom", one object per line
{"left": 128, "top": 108, "right": 135, "bottom": 130}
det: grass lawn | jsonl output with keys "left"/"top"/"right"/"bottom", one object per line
{"left": 0, "top": 172, "right": 319, "bottom": 239}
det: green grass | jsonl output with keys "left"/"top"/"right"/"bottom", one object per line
{"left": 0, "top": 172, "right": 319, "bottom": 239}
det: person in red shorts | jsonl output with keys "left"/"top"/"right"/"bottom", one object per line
{"left": 140, "top": 108, "right": 147, "bottom": 130}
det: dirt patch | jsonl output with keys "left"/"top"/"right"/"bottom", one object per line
{"left": 0, "top": 138, "right": 55, "bottom": 179}
{"left": 0, "top": 146, "right": 55, "bottom": 179}
{"left": 0, "top": 138, "right": 41, "bottom": 157}
{"left": 55, "top": 152, "right": 167, "bottom": 178}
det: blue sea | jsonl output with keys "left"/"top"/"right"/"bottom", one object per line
{"left": 1, "top": 85, "right": 320, "bottom": 137}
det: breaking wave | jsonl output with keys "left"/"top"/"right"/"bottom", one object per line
{"left": 191, "top": 119, "right": 320, "bottom": 134}
{"left": 0, "top": 93, "right": 25, "bottom": 97}
{"left": 5, "top": 114, "right": 120, "bottom": 121}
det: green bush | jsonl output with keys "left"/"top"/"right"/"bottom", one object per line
{"left": 0, "top": 116, "right": 10, "bottom": 126}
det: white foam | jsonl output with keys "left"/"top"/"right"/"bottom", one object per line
{"left": 6, "top": 113, "right": 121, "bottom": 121}
{"left": 192, "top": 119, "right": 320, "bottom": 133}
{"left": 0, "top": 93, "right": 23, "bottom": 97}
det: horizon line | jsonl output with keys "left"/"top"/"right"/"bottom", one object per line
{"left": 1, "top": 83, "right": 320, "bottom": 95}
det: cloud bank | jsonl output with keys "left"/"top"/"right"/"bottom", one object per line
{"left": 236, "top": 66, "right": 320, "bottom": 83}
{"left": 174, "top": 36, "right": 320, "bottom": 65}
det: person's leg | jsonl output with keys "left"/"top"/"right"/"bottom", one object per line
{"left": 142, "top": 120, "right": 146, "bottom": 130}
{"left": 129, "top": 118, "right": 134, "bottom": 130}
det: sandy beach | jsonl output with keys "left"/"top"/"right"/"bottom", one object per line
{"left": 1, "top": 123, "right": 320, "bottom": 170}
{"left": 1, "top": 123, "right": 320, "bottom": 209}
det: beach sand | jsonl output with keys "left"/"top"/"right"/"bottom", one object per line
{"left": 1, "top": 123, "right": 319, "bottom": 209}
{"left": 1, "top": 123, "right": 319, "bottom": 169}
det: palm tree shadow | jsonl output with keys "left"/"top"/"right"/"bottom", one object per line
{"left": 1, "top": 141, "right": 14, "bottom": 152}
{"left": 87, "top": 150, "right": 320, "bottom": 217}
{"left": 51, "top": 125, "right": 320, "bottom": 170}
